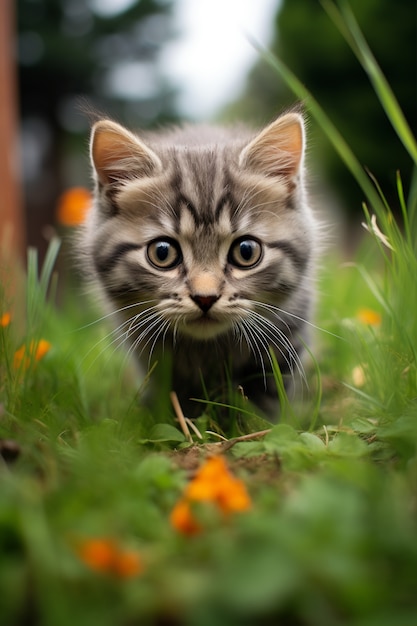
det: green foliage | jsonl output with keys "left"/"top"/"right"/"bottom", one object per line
{"left": 2, "top": 215, "right": 417, "bottom": 624}
{"left": 1, "top": 5, "right": 417, "bottom": 623}
{"left": 18, "top": 0, "right": 178, "bottom": 130}
{"left": 233, "top": 0, "right": 416, "bottom": 215}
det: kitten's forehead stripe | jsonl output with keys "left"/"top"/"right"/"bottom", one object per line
{"left": 185, "top": 148, "right": 219, "bottom": 210}
{"left": 221, "top": 166, "right": 240, "bottom": 220}
{"left": 215, "top": 190, "right": 234, "bottom": 222}
{"left": 172, "top": 147, "right": 228, "bottom": 227}
{"left": 178, "top": 193, "right": 199, "bottom": 226}
{"left": 170, "top": 158, "right": 183, "bottom": 193}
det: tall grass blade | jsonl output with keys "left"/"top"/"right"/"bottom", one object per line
{"left": 322, "top": 0, "right": 417, "bottom": 165}
{"left": 302, "top": 342, "right": 322, "bottom": 432}
{"left": 396, "top": 172, "right": 412, "bottom": 248}
{"left": 39, "top": 237, "right": 61, "bottom": 301}
{"left": 268, "top": 347, "right": 295, "bottom": 423}
{"left": 26, "top": 238, "right": 61, "bottom": 336}
{"left": 408, "top": 165, "right": 417, "bottom": 245}
{"left": 253, "top": 43, "right": 386, "bottom": 219}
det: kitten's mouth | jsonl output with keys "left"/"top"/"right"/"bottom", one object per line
{"left": 183, "top": 313, "right": 231, "bottom": 340}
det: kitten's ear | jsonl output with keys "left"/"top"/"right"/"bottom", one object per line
{"left": 90, "top": 119, "right": 162, "bottom": 186}
{"left": 239, "top": 113, "right": 305, "bottom": 180}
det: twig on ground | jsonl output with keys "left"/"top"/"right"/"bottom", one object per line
{"left": 217, "top": 429, "right": 272, "bottom": 452}
{"left": 170, "top": 391, "right": 193, "bottom": 443}
{"left": 185, "top": 417, "right": 203, "bottom": 440}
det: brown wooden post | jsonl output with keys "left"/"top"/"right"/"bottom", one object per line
{"left": 0, "top": 0, "right": 25, "bottom": 305}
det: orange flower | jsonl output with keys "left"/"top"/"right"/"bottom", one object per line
{"left": 356, "top": 308, "right": 381, "bottom": 326}
{"left": 171, "top": 455, "right": 251, "bottom": 535}
{"left": 191, "top": 455, "right": 230, "bottom": 484}
{"left": 112, "top": 549, "right": 143, "bottom": 578}
{"left": 0, "top": 312, "right": 11, "bottom": 327}
{"left": 186, "top": 456, "right": 251, "bottom": 513}
{"left": 56, "top": 187, "right": 92, "bottom": 226}
{"left": 13, "top": 339, "right": 51, "bottom": 370}
{"left": 78, "top": 538, "right": 115, "bottom": 573}
{"left": 217, "top": 476, "right": 252, "bottom": 514}
{"left": 77, "top": 538, "right": 143, "bottom": 578}
{"left": 170, "top": 499, "right": 202, "bottom": 536}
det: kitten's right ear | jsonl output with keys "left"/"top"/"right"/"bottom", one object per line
{"left": 239, "top": 113, "right": 305, "bottom": 180}
{"left": 90, "top": 120, "right": 162, "bottom": 186}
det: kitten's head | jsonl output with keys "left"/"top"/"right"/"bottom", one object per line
{"left": 84, "top": 112, "right": 315, "bottom": 341}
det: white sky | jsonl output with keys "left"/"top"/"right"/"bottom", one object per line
{"left": 161, "top": 0, "right": 279, "bottom": 119}
{"left": 89, "top": 0, "right": 279, "bottom": 119}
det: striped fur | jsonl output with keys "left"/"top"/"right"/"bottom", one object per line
{"left": 79, "top": 113, "right": 318, "bottom": 418}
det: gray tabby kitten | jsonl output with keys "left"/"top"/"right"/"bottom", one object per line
{"left": 80, "top": 111, "right": 317, "bottom": 418}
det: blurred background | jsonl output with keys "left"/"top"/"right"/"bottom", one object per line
{"left": 5, "top": 0, "right": 417, "bottom": 263}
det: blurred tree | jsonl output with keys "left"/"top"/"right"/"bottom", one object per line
{"left": 17, "top": 0, "right": 179, "bottom": 258}
{"left": 231, "top": 0, "right": 416, "bottom": 216}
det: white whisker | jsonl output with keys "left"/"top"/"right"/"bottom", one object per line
{"left": 75, "top": 299, "right": 157, "bottom": 331}
{"left": 253, "top": 300, "right": 342, "bottom": 340}
{"left": 239, "top": 318, "right": 269, "bottom": 389}
{"left": 128, "top": 312, "right": 166, "bottom": 358}
{"left": 80, "top": 302, "right": 165, "bottom": 372}
{"left": 147, "top": 319, "right": 171, "bottom": 368}
{"left": 247, "top": 309, "right": 306, "bottom": 383}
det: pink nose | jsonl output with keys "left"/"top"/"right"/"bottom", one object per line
{"left": 191, "top": 294, "right": 219, "bottom": 313}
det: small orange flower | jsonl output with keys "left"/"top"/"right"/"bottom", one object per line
{"left": 191, "top": 455, "right": 230, "bottom": 484}
{"left": 56, "top": 187, "right": 92, "bottom": 226}
{"left": 77, "top": 537, "right": 143, "bottom": 578}
{"left": 356, "top": 308, "right": 381, "bottom": 326}
{"left": 0, "top": 312, "right": 11, "bottom": 327}
{"left": 113, "top": 549, "right": 143, "bottom": 578}
{"left": 170, "top": 499, "right": 202, "bottom": 536}
{"left": 13, "top": 339, "right": 51, "bottom": 370}
{"left": 217, "top": 476, "right": 252, "bottom": 514}
{"left": 78, "top": 538, "right": 115, "bottom": 573}
{"left": 171, "top": 455, "right": 251, "bottom": 535}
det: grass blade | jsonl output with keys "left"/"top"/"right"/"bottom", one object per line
{"left": 322, "top": 0, "right": 417, "bottom": 165}
{"left": 26, "top": 238, "right": 61, "bottom": 337}
{"left": 268, "top": 347, "right": 295, "bottom": 423}
{"left": 39, "top": 237, "right": 61, "bottom": 300}
{"left": 252, "top": 42, "right": 386, "bottom": 219}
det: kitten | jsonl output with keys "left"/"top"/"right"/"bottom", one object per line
{"left": 79, "top": 111, "right": 317, "bottom": 418}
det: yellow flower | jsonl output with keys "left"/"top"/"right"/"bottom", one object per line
{"left": 56, "top": 187, "right": 92, "bottom": 226}
{"left": 13, "top": 339, "right": 51, "bottom": 370}
{"left": 352, "top": 365, "right": 366, "bottom": 387}
{"left": 356, "top": 308, "right": 381, "bottom": 326}
{"left": 171, "top": 455, "right": 251, "bottom": 535}
{"left": 0, "top": 312, "right": 11, "bottom": 327}
{"left": 76, "top": 537, "right": 143, "bottom": 578}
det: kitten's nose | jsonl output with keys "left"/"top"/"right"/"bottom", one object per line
{"left": 191, "top": 294, "right": 219, "bottom": 313}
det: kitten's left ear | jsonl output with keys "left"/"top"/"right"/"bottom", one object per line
{"left": 239, "top": 113, "right": 305, "bottom": 180}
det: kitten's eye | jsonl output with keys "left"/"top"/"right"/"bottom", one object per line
{"left": 147, "top": 239, "right": 182, "bottom": 269}
{"left": 229, "top": 237, "right": 262, "bottom": 268}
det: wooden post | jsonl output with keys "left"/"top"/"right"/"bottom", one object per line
{"left": 0, "top": 0, "right": 25, "bottom": 304}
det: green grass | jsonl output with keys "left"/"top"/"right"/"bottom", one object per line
{"left": 1, "top": 5, "right": 417, "bottom": 624}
